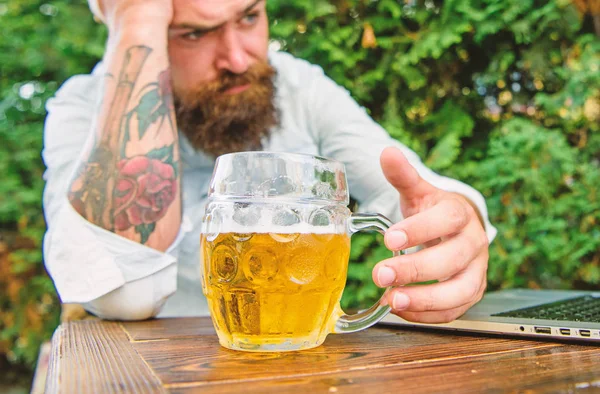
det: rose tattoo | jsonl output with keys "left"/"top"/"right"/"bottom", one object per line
{"left": 114, "top": 156, "right": 177, "bottom": 232}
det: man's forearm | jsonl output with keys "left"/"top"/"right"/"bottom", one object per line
{"left": 69, "top": 19, "right": 180, "bottom": 251}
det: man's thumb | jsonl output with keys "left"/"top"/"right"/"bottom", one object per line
{"left": 380, "top": 147, "right": 434, "bottom": 199}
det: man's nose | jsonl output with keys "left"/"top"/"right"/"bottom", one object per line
{"left": 215, "top": 28, "right": 249, "bottom": 74}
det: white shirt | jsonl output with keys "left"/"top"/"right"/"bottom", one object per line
{"left": 43, "top": 51, "right": 497, "bottom": 320}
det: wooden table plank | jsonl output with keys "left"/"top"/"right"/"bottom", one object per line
{"left": 47, "top": 317, "right": 600, "bottom": 394}
{"left": 128, "top": 320, "right": 561, "bottom": 385}
{"left": 167, "top": 344, "right": 600, "bottom": 393}
{"left": 45, "top": 320, "right": 166, "bottom": 394}
{"left": 121, "top": 318, "right": 215, "bottom": 341}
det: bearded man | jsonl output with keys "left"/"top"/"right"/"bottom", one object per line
{"left": 43, "top": 0, "right": 496, "bottom": 323}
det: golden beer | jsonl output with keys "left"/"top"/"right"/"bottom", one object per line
{"left": 200, "top": 231, "right": 350, "bottom": 351}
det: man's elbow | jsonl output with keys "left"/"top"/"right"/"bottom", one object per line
{"left": 82, "top": 277, "right": 171, "bottom": 321}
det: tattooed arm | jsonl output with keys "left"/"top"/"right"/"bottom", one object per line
{"left": 68, "top": 5, "right": 180, "bottom": 250}
{"left": 41, "top": 3, "right": 187, "bottom": 320}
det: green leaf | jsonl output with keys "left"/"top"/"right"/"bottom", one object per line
{"left": 133, "top": 87, "right": 161, "bottom": 139}
{"left": 426, "top": 101, "right": 475, "bottom": 139}
{"left": 579, "top": 265, "right": 600, "bottom": 285}
{"left": 394, "top": 63, "right": 426, "bottom": 90}
{"left": 426, "top": 132, "right": 462, "bottom": 171}
{"left": 146, "top": 145, "right": 173, "bottom": 162}
{"left": 377, "top": 0, "right": 402, "bottom": 19}
{"left": 311, "top": 2, "right": 336, "bottom": 19}
{"left": 147, "top": 145, "right": 177, "bottom": 177}
{"left": 135, "top": 223, "right": 156, "bottom": 244}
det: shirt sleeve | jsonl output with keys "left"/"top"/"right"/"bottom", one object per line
{"left": 42, "top": 66, "right": 187, "bottom": 320}
{"left": 304, "top": 64, "right": 497, "bottom": 242}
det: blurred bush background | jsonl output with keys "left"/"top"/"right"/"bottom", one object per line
{"left": 1, "top": 0, "right": 598, "bottom": 385}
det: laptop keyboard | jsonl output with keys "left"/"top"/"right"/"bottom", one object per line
{"left": 492, "top": 295, "right": 600, "bottom": 322}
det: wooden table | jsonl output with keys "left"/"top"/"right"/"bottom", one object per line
{"left": 46, "top": 317, "right": 600, "bottom": 393}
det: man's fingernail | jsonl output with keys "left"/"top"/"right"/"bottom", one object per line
{"left": 377, "top": 266, "right": 396, "bottom": 287}
{"left": 392, "top": 292, "right": 410, "bottom": 311}
{"left": 386, "top": 231, "right": 408, "bottom": 250}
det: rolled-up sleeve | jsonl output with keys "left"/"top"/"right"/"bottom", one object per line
{"left": 42, "top": 67, "right": 184, "bottom": 320}
{"left": 302, "top": 63, "right": 497, "bottom": 242}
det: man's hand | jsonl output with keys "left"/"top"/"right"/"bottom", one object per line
{"left": 96, "top": 0, "right": 173, "bottom": 31}
{"left": 373, "top": 147, "right": 490, "bottom": 323}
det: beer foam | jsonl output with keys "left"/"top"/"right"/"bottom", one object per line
{"left": 217, "top": 221, "right": 341, "bottom": 234}
{"left": 204, "top": 206, "right": 345, "bottom": 235}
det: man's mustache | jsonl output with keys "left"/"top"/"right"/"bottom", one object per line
{"left": 217, "top": 71, "right": 253, "bottom": 93}
{"left": 195, "top": 67, "right": 269, "bottom": 96}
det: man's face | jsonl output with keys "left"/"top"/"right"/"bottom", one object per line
{"left": 168, "top": 0, "right": 278, "bottom": 157}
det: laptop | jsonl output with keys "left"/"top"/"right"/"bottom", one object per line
{"left": 380, "top": 289, "right": 600, "bottom": 342}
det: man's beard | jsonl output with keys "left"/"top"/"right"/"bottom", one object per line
{"left": 174, "top": 62, "right": 279, "bottom": 158}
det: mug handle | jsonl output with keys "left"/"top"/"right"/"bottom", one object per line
{"left": 333, "top": 213, "right": 402, "bottom": 334}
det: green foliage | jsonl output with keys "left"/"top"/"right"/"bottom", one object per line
{"left": 266, "top": 0, "right": 599, "bottom": 306}
{"left": 1, "top": 0, "right": 106, "bottom": 371}
{"left": 344, "top": 233, "right": 392, "bottom": 309}
{"left": 2, "top": 0, "right": 599, "bottom": 374}
{"left": 461, "top": 118, "right": 600, "bottom": 288}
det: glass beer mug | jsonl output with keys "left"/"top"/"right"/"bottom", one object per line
{"left": 200, "top": 152, "right": 400, "bottom": 351}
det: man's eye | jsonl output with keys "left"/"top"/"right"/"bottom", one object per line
{"left": 241, "top": 12, "right": 259, "bottom": 26}
{"left": 182, "top": 31, "right": 204, "bottom": 41}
